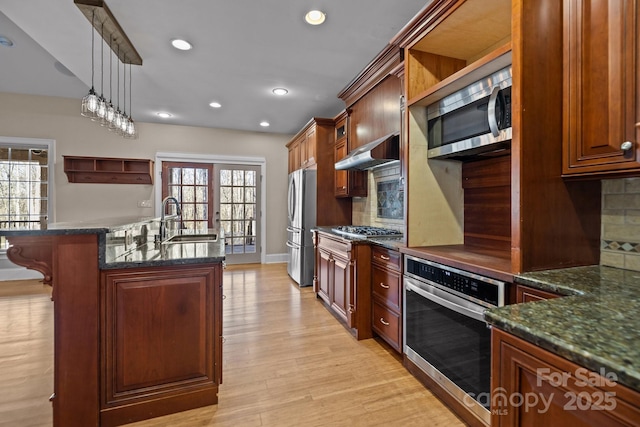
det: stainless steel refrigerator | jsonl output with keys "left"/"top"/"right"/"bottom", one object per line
{"left": 286, "top": 169, "right": 316, "bottom": 287}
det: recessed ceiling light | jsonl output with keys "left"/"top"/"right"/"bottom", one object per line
{"left": 171, "top": 39, "right": 192, "bottom": 50}
{"left": 209, "top": 101, "right": 222, "bottom": 108}
{"left": 305, "top": 10, "right": 326, "bottom": 25}
{"left": 0, "top": 36, "right": 14, "bottom": 47}
{"left": 259, "top": 121, "right": 270, "bottom": 127}
{"left": 272, "top": 88, "right": 288, "bottom": 96}
{"left": 157, "top": 112, "right": 173, "bottom": 118}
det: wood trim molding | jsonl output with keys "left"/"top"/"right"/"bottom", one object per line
{"left": 337, "top": 44, "right": 403, "bottom": 108}
{"left": 5, "top": 236, "right": 53, "bottom": 285}
{"left": 389, "top": 0, "right": 459, "bottom": 49}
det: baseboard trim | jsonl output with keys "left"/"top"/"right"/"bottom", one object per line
{"left": 265, "top": 253, "right": 287, "bottom": 264}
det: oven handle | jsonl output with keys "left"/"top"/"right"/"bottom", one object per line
{"left": 488, "top": 86, "right": 501, "bottom": 137}
{"left": 405, "top": 279, "right": 486, "bottom": 323}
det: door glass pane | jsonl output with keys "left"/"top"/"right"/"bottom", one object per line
{"left": 220, "top": 169, "right": 231, "bottom": 185}
{"left": 245, "top": 170, "right": 256, "bottom": 186}
{"left": 195, "top": 187, "right": 207, "bottom": 202}
{"left": 221, "top": 187, "right": 231, "bottom": 203}
{"left": 195, "top": 169, "right": 208, "bottom": 185}
{"left": 182, "top": 168, "right": 195, "bottom": 185}
{"left": 232, "top": 170, "right": 244, "bottom": 186}
{"left": 170, "top": 169, "right": 181, "bottom": 184}
{"left": 182, "top": 186, "right": 195, "bottom": 203}
{"left": 232, "top": 187, "right": 244, "bottom": 203}
{"left": 245, "top": 187, "right": 256, "bottom": 203}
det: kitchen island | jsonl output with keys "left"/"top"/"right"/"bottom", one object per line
{"left": 1, "top": 217, "right": 225, "bottom": 427}
{"left": 486, "top": 266, "right": 640, "bottom": 426}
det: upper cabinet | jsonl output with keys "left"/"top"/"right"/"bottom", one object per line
{"left": 334, "top": 111, "right": 367, "bottom": 198}
{"left": 562, "top": 0, "right": 640, "bottom": 177}
{"left": 285, "top": 118, "right": 353, "bottom": 225}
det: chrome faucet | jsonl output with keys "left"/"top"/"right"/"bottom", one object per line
{"left": 160, "top": 196, "right": 182, "bottom": 240}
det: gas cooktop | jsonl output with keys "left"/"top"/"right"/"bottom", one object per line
{"left": 331, "top": 225, "right": 403, "bottom": 239}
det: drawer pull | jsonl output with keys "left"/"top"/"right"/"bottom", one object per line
{"left": 379, "top": 317, "right": 390, "bottom": 326}
{"left": 380, "top": 255, "right": 390, "bottom": 260}
{"left": 379, "top": 282, "right": 390, "bottom": 289}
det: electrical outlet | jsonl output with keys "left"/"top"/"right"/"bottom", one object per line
{"left": 138, "top": 200, "right": 152, "bottom": 208}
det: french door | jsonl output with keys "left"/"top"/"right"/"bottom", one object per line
{"left": 161, "top": 161, "right": 261, "bottom": 264}
{"left": 214, "top": 164, "right": 261, "bottom": 264}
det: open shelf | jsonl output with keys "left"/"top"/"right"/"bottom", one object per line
{"left": 63, "top": 156, "right": 154, "bottom": 184}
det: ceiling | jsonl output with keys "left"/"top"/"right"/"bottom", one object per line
{"left": 0, "top": 1, "right": 430, "bottom": 135}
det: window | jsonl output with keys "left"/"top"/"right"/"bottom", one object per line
{"left": 0, "top": 139, "right": 53, "bottom": 250}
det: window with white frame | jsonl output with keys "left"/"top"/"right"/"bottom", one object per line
{"left": 0, "top": 140, "right": 52, "bottom": 250}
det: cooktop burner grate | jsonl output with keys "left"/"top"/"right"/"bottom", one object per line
{"left": 331, "top": 225, "right": 403, "bottom": 239}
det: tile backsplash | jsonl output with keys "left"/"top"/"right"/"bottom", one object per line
{"left": 601, "top": 178, "right": 640, "bottom": 271}
{"left": 352, "top": 163, "right": 404, "bottom": 230}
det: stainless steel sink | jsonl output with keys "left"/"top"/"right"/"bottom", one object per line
{"left": 163, "top": 233, "right": 218, "bottom": 244}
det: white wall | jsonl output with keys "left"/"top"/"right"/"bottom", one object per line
{"left": 0, "top": 92, "right": 291, "bottom": 261}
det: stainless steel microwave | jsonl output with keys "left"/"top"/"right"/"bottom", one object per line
{"left": 427, "top": 65, "right": 512, "bottom": 159}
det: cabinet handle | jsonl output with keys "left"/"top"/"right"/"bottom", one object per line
{"left": 380, "top": 255, "right": 390, "bottom": 260}
{"left": 49, "top": 393, "right": 56, "bottom": 402}
{"left": 379, "top": 282, "right": 390, "bottom": 289}
{"left": 379, "top": 317, "right": 390, "bottom": 326}
{"left": 342, "top": 186, "right": 346, "bottom": 189}
{"left": 621, "top": 141, "right": 634, "bottom": 151}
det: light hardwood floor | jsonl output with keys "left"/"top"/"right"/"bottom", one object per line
{"left": 0, "top": 264, "right": 464, "bottom": 426}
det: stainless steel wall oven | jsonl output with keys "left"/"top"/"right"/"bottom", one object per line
{"left": 403, "top": 255, "right": 505, "bottom": 426}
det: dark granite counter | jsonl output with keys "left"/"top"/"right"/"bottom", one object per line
{"left": 312, "top": 226, "right": 405, "bottom": 251}
{"left": 1, "top": 216, "right": 225, "bottom": 269}
{"left": 485, "top": 265, "right": 640, "bottom": 392}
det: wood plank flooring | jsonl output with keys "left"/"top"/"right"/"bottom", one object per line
{"left": 0, "top": 263, "right": 464, "bottom": 426}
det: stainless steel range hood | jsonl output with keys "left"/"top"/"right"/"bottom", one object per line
{"left": 334, "top": 132, "right": 400, "bottom": 171}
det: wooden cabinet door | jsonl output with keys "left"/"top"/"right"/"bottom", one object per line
{"left": 317, "top": 248, "right": 332, "bottom": 305}
{"left": 304, "top": 126, "right": 317, "bottom": 168}
{"left": 563, "top": 0, "right": 640, "bottom": 176}
{"left": 331, "top": 253, "right": 354, "bottom": 328}
{"left": 334, "top": 139, "right": 349, "bottom": 196}
{"left": 288, "top": 140, "right": 301, "bottom": 173}
{"left": 101, "top": 265, "right": 220, "bottom": 425}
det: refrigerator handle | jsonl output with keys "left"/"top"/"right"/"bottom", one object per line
{"left": 286, "top": 227, "right": 300, "bottom": 233}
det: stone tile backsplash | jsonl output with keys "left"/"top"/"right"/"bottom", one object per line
{"left": 601, "top": 178, "right": 640, "bottom": 271}
{"left": 352, "top": 163, "right": 404, "bottom": 231}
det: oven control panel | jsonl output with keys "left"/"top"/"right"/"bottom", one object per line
{"left": 405, "top": 256, "right": 504, "bottom": 307}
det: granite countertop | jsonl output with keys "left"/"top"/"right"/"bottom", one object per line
{"left": 485, "top": 265, "right": 640, "bottom": 392}
{"left": 1, "top": 216, "right": 226, "bottom": 268}
{"left": 313, "top": 226, "right": 406, "bottom": 251}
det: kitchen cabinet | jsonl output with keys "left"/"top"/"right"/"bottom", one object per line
{"left": 563, "top": 0, "right": 640, "bottom": 177}
{"left": 285, "top": 118, "right": 352, "bottom": 226}
{"left": 100, "top": 263, "right": 222, "bottom": 426}
{"left": 286, "top": 122, "right": 319, "bottom": 172}
{"left": 515, "top": 284, "right": 561, "bottom": 304}
{"left": 392, "top": 0, "right": 601, "bottom": 278}
{"left": 370, "top": 245, "right": 402, "bottom": 352}
{"left": 491, "top": 328, "right": 640, "bottom": 426}
{"left": 63, "top": 155, "right": 154, "bottom": 184}
{"left": 334, "top": 111, "right": 367, "bottom": 198}
{"left": 287, "top": 139, "right": 301, "bottom": 174}
{"left": 314, "top": 231, "right": 372, "bottom": 339}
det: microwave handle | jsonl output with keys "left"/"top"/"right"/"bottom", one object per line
{"left": 488, "top": 86, "right": 501, "bottom": 137}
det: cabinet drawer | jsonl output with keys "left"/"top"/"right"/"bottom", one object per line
{"left": 515, "top": 284, "right": 561, "bottom": 304}
{"left": 372, "top": 301, "right": 401, "bottom": 352}
{"left": 371, "top": 246, "right": 401, "bottom": 271}
{"left": 372, "top": 265, "right": 401, "bottom": 311}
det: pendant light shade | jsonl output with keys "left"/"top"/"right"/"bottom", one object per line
{"left": 80, "top": 10, "right": 99, "bottom": 119}
{"left": 124, "top": 62, "right": 137, "bottom": 139}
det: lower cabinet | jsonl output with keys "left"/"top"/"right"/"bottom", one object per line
{"left": 491, "top": 328, "right": 640, "bottom": 426}
{"left": 314, "top": 231, "right": 372, "bottom": 339}
{"left": 100, "top": 263, "right": 223, "bottom": 426}
{"left": 371, "top": 245, "right": 402, "bottom": 352}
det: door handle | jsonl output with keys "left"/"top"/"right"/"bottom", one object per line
{"left": 379, "top": 317, "right": 390, "bottom": 326}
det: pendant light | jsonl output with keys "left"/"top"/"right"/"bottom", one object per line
{"left": 125, "top": 62, "right": 137, "bottom": 138}
{"left": 119, "top": 55, "right": 128, "bottom": 135}
{"left": 96, "top": 21, "right": 107, "bottom": 122}
{"left": 103, "top": 36, "right": 115, "bottom": 126}
{"left": 109, "top": 45, "right": 124, "bottom": 132}
{"left": 80, "top": 10, "right": 99, "bottom": 118}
